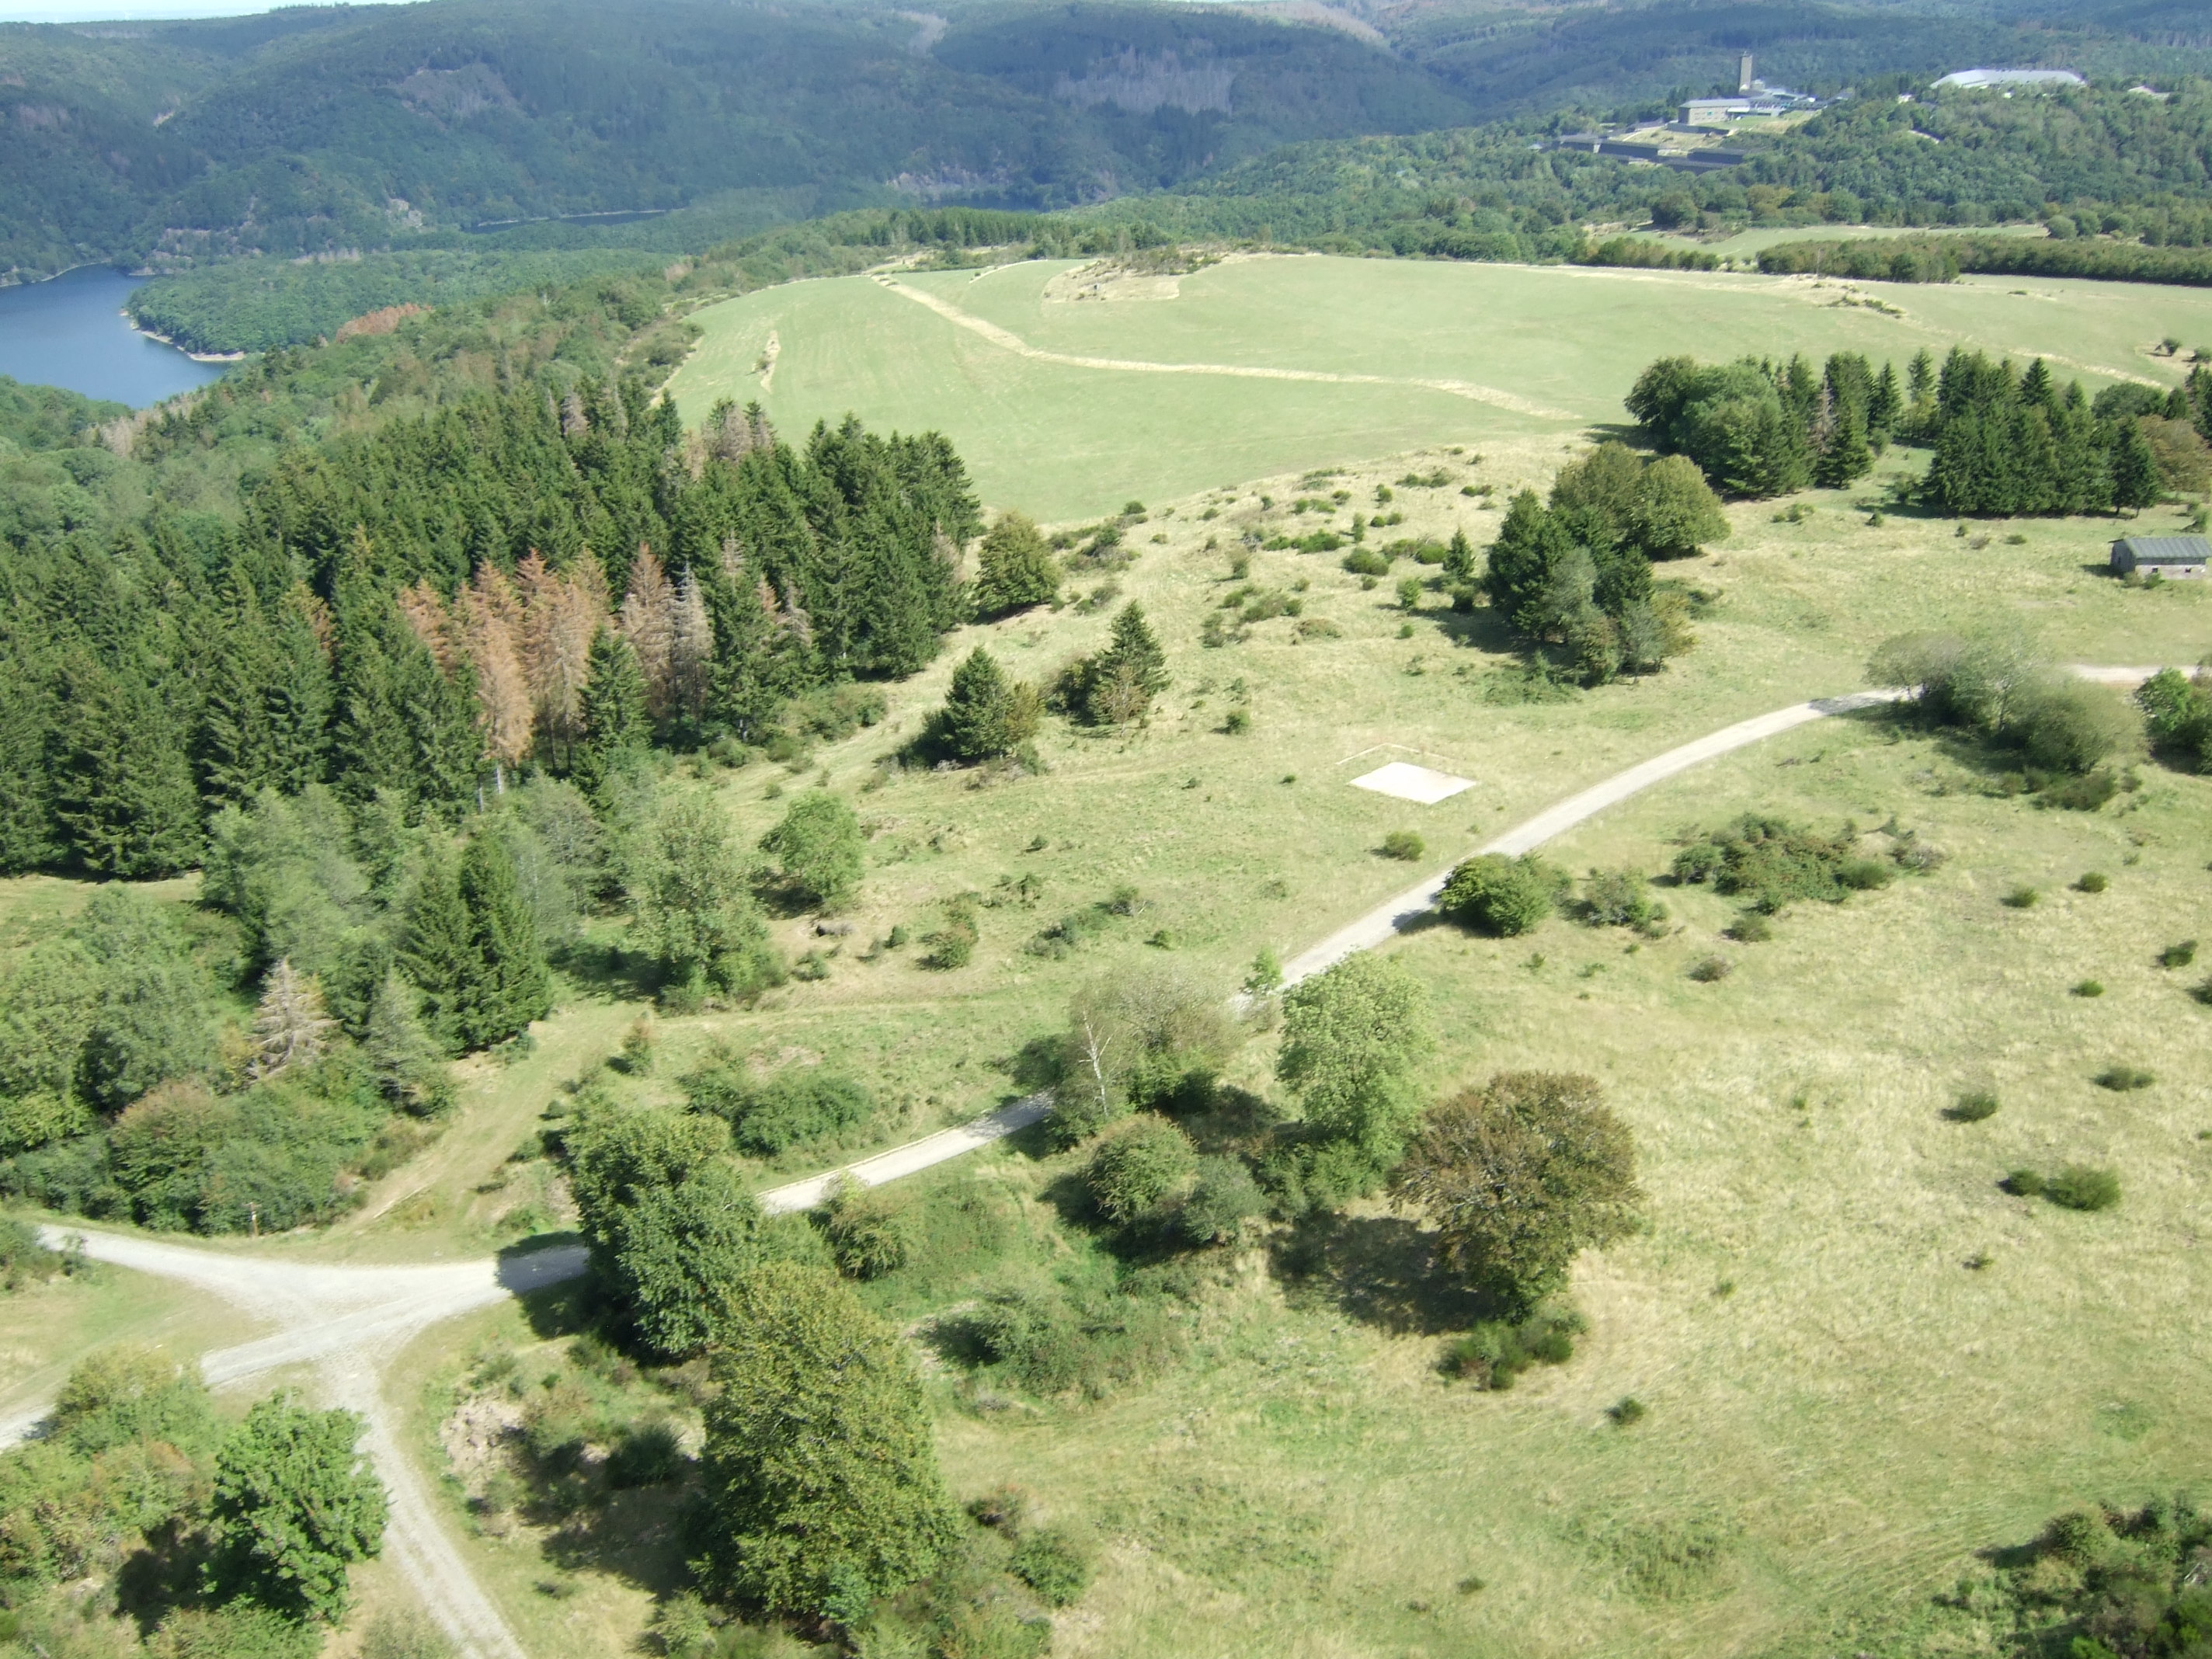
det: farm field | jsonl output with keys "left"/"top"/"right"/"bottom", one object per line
{"left": 663, "top": 253, "right": 2212, "bottom": 520}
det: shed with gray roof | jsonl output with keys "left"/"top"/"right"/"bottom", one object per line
{"left": 2110, "top": 535, "right": 2209, "bottom": 576}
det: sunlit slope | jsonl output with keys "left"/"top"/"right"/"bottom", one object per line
{"left": 666, "top": 254, "right": 2212, "bottom": 520}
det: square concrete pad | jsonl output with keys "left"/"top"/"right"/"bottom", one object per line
{"left": 1350, "top": 762, "right": 1474, "bottom": 805}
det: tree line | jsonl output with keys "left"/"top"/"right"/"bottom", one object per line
{"left": 0, "top": 383, "right": 979, "bottom": 882}
{"left": 1625, "top": 346, "right": 2195, "bottom": 514}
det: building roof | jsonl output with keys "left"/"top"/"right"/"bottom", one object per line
{"left": 2114, "top": 536, "right": 2211, "bottom": 562}
{"left": 1933, "top": 68, "right": 2085, "bottom": 89}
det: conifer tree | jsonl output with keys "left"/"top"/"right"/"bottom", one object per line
{"left": 2110, "top": 417, "right": 2163, "bottom": 510}
{"left": 621, "top": 547, "right": 678, "bottom": 718}
{"left": 0, "top": 645, "right": 61, "bottom": 875}
{"left": 933, "top": 647, "right": 1036, "bottom": 761}
{"left": 969, "top": 511, "right": 1059, "bottom": 617}
{"left": 400, "top": 846, "right": 473, "bottom": 1052}
{"left": 249, "top": 958, "right": 338, "bottom": 1080}
{"left": 668, "top": 570, "right": 715, "bottom": 723}
{"left": 1085, "top": 603, "right": 1168, "bottom": 726}
{"left": 53, "top": 656, "right": 203, "bottom": 878}
{"left": 457, "top": 831, "right": 551, "bottom": 1049}
{"left": 573, "top": 628, "right": 651, "bottom": 802}
{"left": 1442, "top": 527, "right": 1477, "bottom": 586}
{"left": 363, "top": 972, "right": 451, "bottom": 1115}
{"left": 1814, "top": 401, "right": 1872, "bottom": 489}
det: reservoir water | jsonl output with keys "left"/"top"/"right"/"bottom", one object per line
{"left": 0, "top": 267, "right": 228, "bottom": 409}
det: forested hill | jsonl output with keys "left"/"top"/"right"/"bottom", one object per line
{"left": 0, "top": 0, "right": 1476, "bottom": 279}
{"left": 1104, "top": 76, "right": 2212, "bottom": 259}
{"left": 9, "top": 0, "right": 2212, "bottom": 283}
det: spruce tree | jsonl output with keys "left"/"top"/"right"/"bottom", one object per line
{"left": 0, "top": 645, "right": 59, "bottom": 875}
{"left": 969, "top": 512, "right": 1059, "bottom": 617}
{"left": 2110, "top": 417, "right": 2163, "bottom": 511}
{"left": 1442, "top": 527, "right": 1477, "bottom": 585}
{"left": 363, "top": 972, "right": 452, "bottom": 1115}
{"left": 1814, "top": 402, "right": 1872, "bottom": 489}
{"left": 1085, "top": 603, "right": 1167, "bottom": 725}
{"left": 52, "top": 656, "right": 203, "bottom": 879}
{"left": 573, "top": 628, "right": 650, "bottom": 802}
{"left": 399, "top": 846, "right": 474, "bottom": 1053}
{"left": 934, "top": 647, "right": 1032, "bottom": 761}
{"left": 457, "top": 830, "right": 551, "bottom": 1049}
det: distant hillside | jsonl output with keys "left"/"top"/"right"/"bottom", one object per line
{"left": 0, "top": 0, "right": 1478, "bottom": 278}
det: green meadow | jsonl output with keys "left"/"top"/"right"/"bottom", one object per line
{"left": 664, "top": 254, "right": 2212, "bottom": 520}
{"left": 9, "top": 249, "right": 2212, "bottom": 1656}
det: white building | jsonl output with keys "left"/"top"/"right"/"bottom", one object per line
{"left": 1932, "top": 68, "right": 2085, "bottom": 89}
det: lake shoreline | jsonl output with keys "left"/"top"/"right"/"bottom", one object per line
{"left": 123, "top": 318, "right": 248, "bottom": 363}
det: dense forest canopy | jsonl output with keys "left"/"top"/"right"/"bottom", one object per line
{"left": 5, "top": 0, "right": 2212, "bottom": 286}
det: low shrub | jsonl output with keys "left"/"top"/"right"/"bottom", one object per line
{"left": 2002, "top": 885, "right": 2040, "bottom": 909}
{"left": 2036, "top": 768, "right": 2122, "bottom": 811}
{"left": 2158, "top": 939, "right": 2198, "bottom": 969}
{"left": 683, "top": 1056, "right": 875, "bottom": 1156}
{"left": 1582, "top": 868, "right": 1667, "bottom": 932}
{"left": 923, "top": 896, "right": 981, "bottom": 969}
{"left": 1671, "top": 815, "right": 1890, "bottom": 913}
{"left": 1085, "top": 1116, "right": 1197, "bottom": 1224}
{"left": 2075, "top": 871, "right": 2109, "bottom": 893}
{"left": 1724, "top": 913, "right": 1772, "bottom": 943}
{"left": 1380, "top": 830, "right": 1425, "bottom": 861}
{"left": 2045, "top": 1164, "right": 2122, "bottom": 1211}
{"left": 1688, "top": 955, "right": 1733, "bottom": 983}
{"left": 822, "top": 1178, "right": 913, "bottom": 1278}
{"left": 1608, "top": 1396, "right": 1648, "bottom": 1428}
{"left": 2095, "top": 1066, "right": 2155, "bottom": 1091}
{"left": 2006, "top": 1164, "right": 2121, "bottom": 1210}
{"left": 1009, "top": 1527, "right": 1096, "bottom": 1606}
{"left": 1442, "top": 1305, "right": 1587, "bottom": 1389}
{"left": 1439, "top": 853, "right": 1567, "bottom": 937}
{"left": 0, "top": 1215, "right": 60, "bottom": 1289}
{"left": 1176, "top": 1155, "right": 1265, "bottom": 1245}
{"left": 1946, "top": 1090, "right": 2000, "bottom": 1122}
{"left": 2073, "top": 979, "right": 2106, "bottom": 997}
{"left": 1341, "top": 549, "right": 1391, "bottom": 576}
{"left": 967, "top": 1280, "right": 1184, "bottom": 1400}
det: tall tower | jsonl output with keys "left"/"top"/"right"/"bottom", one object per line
{"left": 1739, "top": 53, "right": 1755, "bottom": 93}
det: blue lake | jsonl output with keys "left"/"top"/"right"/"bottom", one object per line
{"left": 0, "top": 267, "right": 228, "bottom": 409}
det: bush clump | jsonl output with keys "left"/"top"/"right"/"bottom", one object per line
{"left": 2075, "top": 871, "right": 2109, "bottom": 893}
{"left": 2095, "top": 1065, "right": 2155, "bottom": 1091}
{"left": 966, "top": 1281, "right": 1182, "bottom": 1400}
{"left": 1688, "top": 955, "right": 1733, "bottom": 983}
{"left": 683, "top": 1056, "right": 875, "bottom": 1156}
{"left": 1008, "top": 1527, "right": 1096, "bottom": 1607}
{"left": 1581, "top": 867, "right": 1668, "bottom": 933}
{"left": 1946, "top": 1090, "right": 2000, "bottom": 1122}
{"left": 1083, "top": 1116, "right": 1197, "bottom": 1224}
{"left": 1438, "top": 852, "right": 1568, "bottom": 937}
{"left": 2158, "top": 939, "right": 2197, "bottom": 969}
{"left": 822, "top": 1177, "right": 913, "bottom": 1278}
{"left": 1379, "top": 830, "right": 1425, "bottom": 861}
{"left": 1441, "top": 1305, "right": 1588, "bottom": 1389}
{"left": 2008, "top": 1164, "right": 2121, "bottom": 1211}
{"left": 1671, "top": 815, "right": 1891, "bottom": 913}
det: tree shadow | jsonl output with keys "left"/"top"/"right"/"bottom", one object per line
{"left": 530, "top": 1480, "right": 699, "bottom": 1598}
{"left": 1271, "top": 1212, "right": 1497, "bottom": 1337}
{"left": 504, "top": 1257, "right": 603, "bottom": 1342}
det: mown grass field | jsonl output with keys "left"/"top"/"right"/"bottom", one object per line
{"left": 663, "top": 252, "right": 2212, "bottom": 520}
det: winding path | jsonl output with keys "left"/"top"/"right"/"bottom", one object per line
{"left": 872, "top": 276, "right": 1574, "bottom": 419}
{"left": 5, "top": 671, "right": 2158, "bottom": 1657}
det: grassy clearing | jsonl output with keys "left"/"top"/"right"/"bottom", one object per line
{"left": 930, "top": 717, "right": 2212, "bottom": 1659}
{"left": 0, "top": 1250, "right": 252, "bottom": 1428}
{"left": 665, "top": 253, "right": 2212, "bottom": 519}
{"left": 13, "top": 250, "right": 2212, "bottom": 1654}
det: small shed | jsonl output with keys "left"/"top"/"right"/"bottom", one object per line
{"left": 2110, "top": 535, "right": 2210, "bottom": 577}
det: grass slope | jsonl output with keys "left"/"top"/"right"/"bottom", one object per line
{"left": 665, "top": 254, "right": 2212, "bottom": 522}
